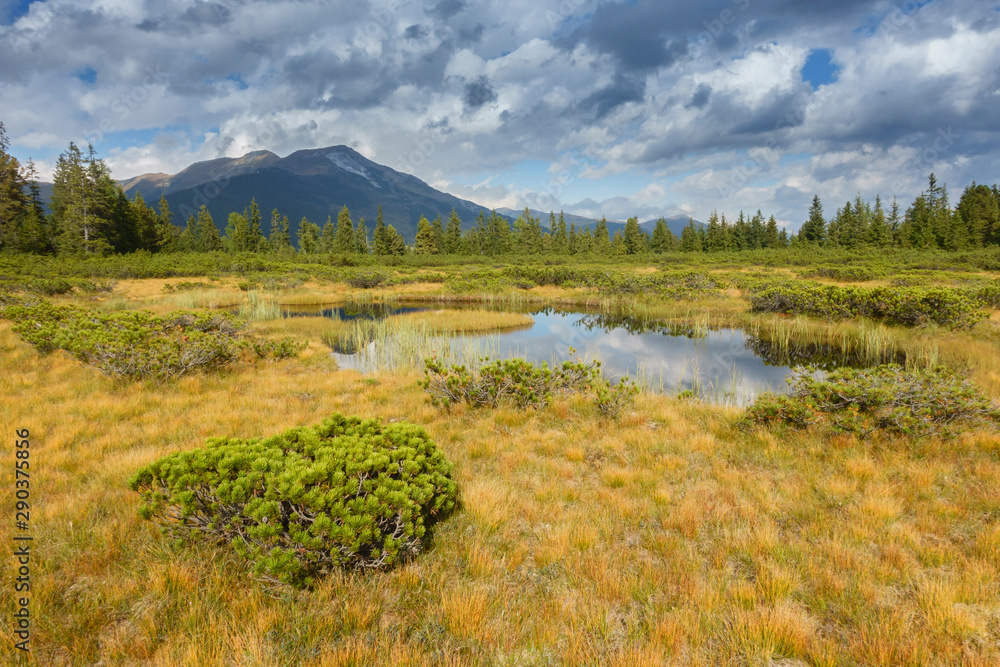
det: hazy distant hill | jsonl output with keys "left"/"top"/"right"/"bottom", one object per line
{"left": 121, "top": 146, "right": 507, "bottom": 242}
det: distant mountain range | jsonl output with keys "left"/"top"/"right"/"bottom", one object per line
{"left": 120, "top": 146, "right": 503, "bottom": 242}
{"left": 93, "top": 145, "right": 701, "bottom": 243}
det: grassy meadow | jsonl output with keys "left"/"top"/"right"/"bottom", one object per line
{"left": 2, "top": 253, "right": 1000, "bottom": 665}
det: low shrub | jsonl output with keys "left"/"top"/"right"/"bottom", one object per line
{"left": 420, "top": 354, "right": 638, "bottom": 419}
{"left": 746, "top": 284, "right": 986, "bottom": 330}
{"left": 802, "top": 266, "right": 886, "bottom": 282}
{"left": 129, "top": 413, "right": 459, "bottom": 587}
{"left": 346, "top": 271, "right": 389, "bottom": 289}
{"left": 0, "top": 296, "right": 299, "bottom": 381}
{"left": 740, "top": 365, "right": 1000, "bottom": 438}
{"left": 592, "top": 377, "right": 640, "bottom": 419}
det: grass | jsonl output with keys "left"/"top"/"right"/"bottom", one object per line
{"left": 2, "top": 265, "right": 1000, "bottom": 665}
{"left": 322, "top": 311, "right": 531, "bottom": 373}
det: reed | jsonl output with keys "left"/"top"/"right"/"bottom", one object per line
{"left": 237, "top": 290, "right": 282, "bottom": 321}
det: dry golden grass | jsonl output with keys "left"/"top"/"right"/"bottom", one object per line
{"left": 2, "top": 280, "right": 1000, "bottom": 665}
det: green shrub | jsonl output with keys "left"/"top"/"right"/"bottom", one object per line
{"left": 802, "top": 266, "right": 886, "bottom": 282}
{"left": 420, "top": 354, "right": 638, "bottom": 419}
{"left": 740, "top": 365, "right": 1000, "bottom": 438}
{"left": 746, "top": 284, "right": 986, "bottom": 330}
{"left": 0, "top": 297, "right": 299, "bottom": 381}
{"left": 346, "top": 271, "right": 389, "bottom": 289}
{"left": 592, "top": 377, "right": 640, "bottom": 420}
{"left": 129, "top": 413, "right": 459, "bottom": 587}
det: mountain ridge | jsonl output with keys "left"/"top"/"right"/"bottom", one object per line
{"left": 119, "top": 146, "right": 700, "bottom": 243}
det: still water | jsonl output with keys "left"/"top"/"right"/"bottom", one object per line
{"left": 281, "top": 303, "right": 891, "bottom": 405}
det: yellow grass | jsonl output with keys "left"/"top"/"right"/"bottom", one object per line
{"left": 1, "top": 277, "right": 1000, "bottom": 665}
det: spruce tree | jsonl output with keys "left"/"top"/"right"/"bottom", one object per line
{"left": 763, "top": 215, "right": 780, "bottom": 249}
{"left": 800, "top": 195, "right": 826, "bottom": 244}
{"left": 387, "top": 225, "right": 407, "bottom": 255}
{"left": 679, "top": 218, "right": 702, "bottom": 252}
{"left": 51, "top": 142, "right": 113, "bottom": 255}
{"left": 444, "top": 208, "right": 462, "bottom": 254}
{"left": 18, "top": 159, "right": 48, "bottom": 254}
{"left": 197, "top": 206, "right": 222, "bottom": 251}
{"left": 268, "top": 209, "right": 292, "bottom": 255}
{"left": 372, "top": 206, "right": 391, "bottom": 256}
{"left": 650, "top": 218, "right": 672, "bottom": 253}
{"left": 0, "top": 121, "right": 28, "bottom": 252}
{"left": 355, "top": 217, "right": 369, "bottom": 254}
{"left": 414, "top": 216, "right": 437, "bottom": 254}
{"left": 297, "top": 217, "right": 320, "bottom": 254}
{"left": 156, "top": 195, "right": 177, "bottom": 252}
{"left": 956, "top": 183, "right": 999, "bottom": 247}
{"left": 320, "top": 216, "right": 336, "bottom": 254}
{"left": 430, "top": 214, "right": 444, "bottom": 253}
{"left": 335, "top": 205, "right": 355, "bottom": 254}
{"left": 867, "top": 195, "right": 890, "bottom": 247}
{"left": 623, "top": 216, "right": 644, "bottom": 254}
{"left": 553, "top": 211, "right": 568, "bottom": 254}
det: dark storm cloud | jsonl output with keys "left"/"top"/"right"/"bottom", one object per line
{"left": 578, "top": 73, "right": 645, "bottom": 119}
{"left": 464, "top": 76, "right": 497, "bottom": 109}
{"left": 405, "top": 24, "right": 430, "bottom": 40}
{"left": 429, "top": 0, "right": 465, "bottom": 21}
{"left": 685, "top": 84, "right": 711, "bottom": 110}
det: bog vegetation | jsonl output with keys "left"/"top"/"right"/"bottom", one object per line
{"left": 2, "top": 129, "right": 1000, "bottom": 664}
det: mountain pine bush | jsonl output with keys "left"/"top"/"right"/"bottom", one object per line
{"left": 130, "top": 413, "right": 459, "bottom": 587}
{"left": 740, "top": 365, "right": 1000, "bottom": 438}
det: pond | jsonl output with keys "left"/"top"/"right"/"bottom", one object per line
{"left": 281, "top": 303, "right": 900, "bottom": 405}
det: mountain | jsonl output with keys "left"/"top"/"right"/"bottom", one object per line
{"left": 121, "top": 146, "right": 506, "bottom": 243}
{"left": 498, "top": 208, "right": 703, "bottom": 237}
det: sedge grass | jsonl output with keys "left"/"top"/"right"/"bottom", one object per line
{"left": 3, "top": 268, "right": 1000, "bottom": 665}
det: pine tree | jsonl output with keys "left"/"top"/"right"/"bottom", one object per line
{"left": 268, "top": 209, "right": 292, "bottom": 255}
{"left": 888, "top": 197, "right": 902, "bottom": 246}
{"left": 553, "top": 211, "right": 568, "bottom": 254}
{"left": 593, "top": 217, "right": 610, "bottom": 254}
{"left": 679, "top": 218, "right": 702, "bottom": 252}
{"left": 387, "top": 224, "right": 407, "bottom": 255}
{"left": 567, "top": 222, "right": 578, "bottom": 255}
{"left": 444, "top": 208, "right": 462, "bottom": 254}
{"left": 244, "top": 199, "right": 263, "bottom": 252}
{"left": 51, "top": 142, "right": 114, "bottom": 255}
{"left": 372, "top": 206, "right": 391, "bottom": 256}
{"left": 763, "top": 215, "right": 780, "bottom": 249}
{"left": 156, "top": 195, "right": 177, "bottom": 252}
{"left": 430, "top": 214, "right": 444, "bottom": 254}
{"left": 623, "top": 216, "right": 644, "bottom": 254}
{"left": 0, "top": 121, "right": 29, "bottom": 252}
{"left": 297, "top": 217, "right": 320, "bottom": 254}
{"left": 320, "top": 216, "right": 336, "bottom": 254}
{"left": 414, "top": 216, "right": 437, "bottom": 254}
{"left": 355, "top": 217, "right": 369, "bottom": 254}
{"left": 650, "top": 217, "right": 672, "bottom": 253}
{"left": 799, "top": 195, "right": 826, "bottom": 244}
{"left": 956, "top": 183, "right": 1000, "bottom": 247}
{"left": 867, "top": 195, "right": 890, "bottom": 247}
{"left": 335, "top": 205, "right": 355, "bottom": 254}
{"left": 748, "top": 210, "right": 765, "bottom": 250}
{"left": 223, "top": 211, "right": 249, "bottom": 253}
{"left": 197, "top": 206, "right": 222, "bottom": 251}
{"left": 18, "top": 159, "right": 48, "bottom": 254}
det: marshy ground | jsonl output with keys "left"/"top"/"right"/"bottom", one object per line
{"left": 2, "top": 258, "right": 1000, "bottom": 665}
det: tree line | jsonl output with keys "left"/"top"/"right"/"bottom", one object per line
{"left": 2, "top": 129, "right": 998, "bottom": 257}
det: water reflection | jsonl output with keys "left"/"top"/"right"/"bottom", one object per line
{"left": 284, "top": 303, "right": 896, "bottom": 405}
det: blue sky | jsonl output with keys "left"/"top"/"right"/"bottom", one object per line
{"left": 1, "top": 0, "right": 998, "bottom": 228}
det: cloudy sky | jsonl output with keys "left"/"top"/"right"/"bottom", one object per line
{"left": 1, "top": 0, "right": 998, "bottom": 227}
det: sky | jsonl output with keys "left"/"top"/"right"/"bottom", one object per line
{"left": 1, "top": 0, "right": 998, "bottom": 229}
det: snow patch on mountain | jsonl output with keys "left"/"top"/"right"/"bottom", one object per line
{"left": 325, "top": 151, "right": 380, "bottom": 188}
